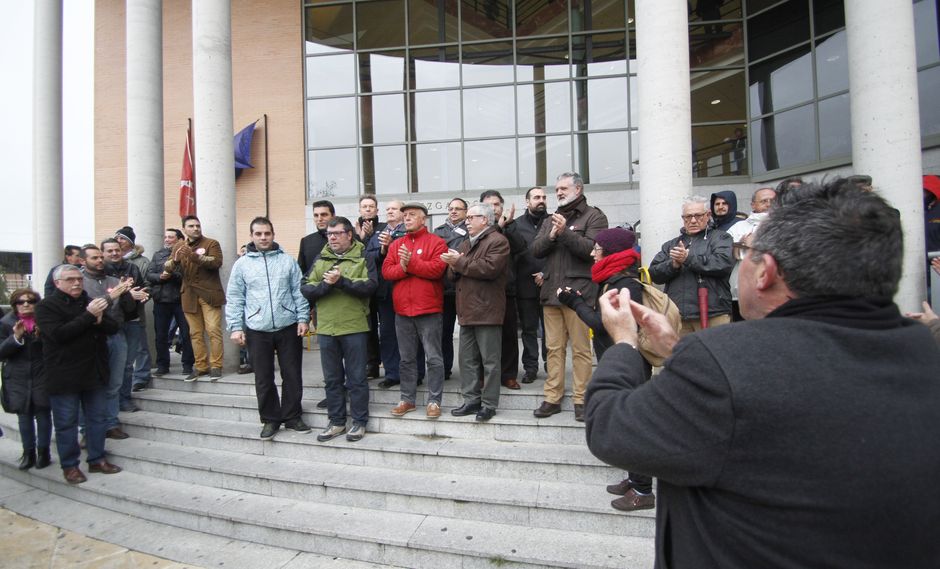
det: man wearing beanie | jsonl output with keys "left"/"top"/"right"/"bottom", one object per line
{"left": 530, "top": 172, "right": 608, "bottom": 421}
{"left": 114, "top": 226, "right": 154, "bottom": 391}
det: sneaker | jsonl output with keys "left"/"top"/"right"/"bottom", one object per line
{"left": 260, "top": 422, "right": 280, "bottom": 440}
{"left": 284, "top": 418, "right": 312, "bottom": 433}
{"left": 185, "top": 369, "right": 207, "bottom": 382}
{"left": 611, "top": 488, "right": 655, "bottom": 512}
{"left": 209, "top": 368, "right": 223, "bottom": 381}
{"left": 317, "top": 423, "right": 347, "bottom": 442}
{"left": 426, "top": 402, "right": 441, "bottom": 419}
{"left": 346, "top": 423, "right": 365, "bottom": 442}
{"left": 391, "top": 401, "right": 416, "bottom": 416}
{"left": 153, "top": 368, "right": 169, "bottom": 378}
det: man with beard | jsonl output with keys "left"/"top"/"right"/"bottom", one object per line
{"left": 514, "top": 187, "right": 548, "bottom": 383}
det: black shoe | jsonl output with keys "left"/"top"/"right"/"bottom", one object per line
{"left": 120, "top": 404, "right": 139, "bottom": 413}
{"left": 417, "top": 377, "right": 424, "bottom": 386}
{"left": 132, "top": 383, "right": 148, "bottom": 392}
{"left": 18, "top": 449, "right": 36, "bottom": 471}
{"left": 316, "top": 398, "right": 328, "bottom": 409}
{"left": 574, "top": 404, "right": 585, "bottom": 422}
{"left": 377, "top": 379, "right": 400, "bottom": 389}
{"left": 366, "top": 366, "right": 381, "bottom": 379}
{"left": 260, "top": 422, "right": 280, "bottom": 440}
{"left": 475, "top": 407, "right": 496, "bottom": 422}
{"left": 444, "top": 371, "right": 452, "bottom": 381}
{"left": 237, "top": 364, "right": 253, "bottom": 375}
{"left": 284, "top": 418, "right": 312, "bottom": 433}
{"left": 153, "top": 368, "right": 169, "bottom": 378}
{"left": 451, "top": 402, "right": 482, "bottom": 417}
{"left": 36, "top": 447, "right": 52, "bottom": 469}
{"left": 533, "top": 401, "right": 562, "bottom": 418}
{"left": 521, "top": 370, "right": 537, "bottom": 384}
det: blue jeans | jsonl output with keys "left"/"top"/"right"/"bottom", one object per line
{"left": 18, "top": 408, "right": 52, "bottom": 451}
{"left": 153, "top": 302, "right": 194, "bottom": 372}
{"left": 129, "top": 319, "right": 153, "bottom": 387}
{"left": 106, "top": 331, "right": 129, "bottom": 428}
{"left": 377, "top": 298, "right": 400, "bottom": 381}
{"left": 319, "top": 332, "right": 369, "bottom": 426}
{"left": 50, "top": 389, "right": 109, "bottom": 468}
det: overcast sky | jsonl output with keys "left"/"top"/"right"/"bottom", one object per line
{"left": 0, "top": 2, "right": 94, "bottom": 254}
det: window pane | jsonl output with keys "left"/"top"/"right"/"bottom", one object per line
{"left": 689, "top": 0, "right": 743, "bottom": 23}
{"left": 572, "top": 33, "right": 628, "bottom": 77}
{"left": 573, "top": 131, "right": 630, "bottom": 184}
{"left": 915, "top": 0, "right": 940, "bottom": 68}
{"left": 465, "top": 139, "right": 517, "bottom": 189}
{"left": 409, "top": 0, "right": 458, "bottom": 45}
{"left": 305, "top": 5, "right": 354, "bottom": 52}
{"left": 818, "top": 94, "right": 851, "bottom": 160}
{"left": 361, "top": 145, "right": 408, "bottom": 194}
{"left": 815, "top": 31, "right": 848, "bottom": 97}
{"left": 571, "top": 0, "right": 626, "bottom": 33}
{"left": 414, "top": 90, "right": 461, "bottom": 140}
{"left": 693, "top": 124, "right": 748, "bottom": 177}
{"left": 691, "top": 69, "right": 747, "bottom": 123}
{"left": 463, "top": 86, "right": 516, "bottom": 138}
{"left": 749, "top": 45, "right": 813, "bottom": 117}
{"left": 747, "top": 0, "right": 786, "bottom": 15}
{"left": 358, "top": 52, "right": 405, "bottom": 94}
{"left": 357, "top": 0, "right": 406, "bottom": 49}
{"left": 412, "top": 47, "right": 460, "bottom": 89}
{"left": 518, "top": 135, "right": 573, "bottom": 188}
{"left": 517, "top": 1, "right": 569, "bottom": 37}
{"left": 813, "top": 0, "right": 845, "bottom": 37}
{"left": 517, "top": 36, "right": 571, "bottom": 81}
{"left": 689, "top": 22, "right": 745, "bottom": 69}
{"left": 306, "top": 54, "right": 356, "bottom": 97}
{"left": 360, "top": 94, "right": 406, "bottom": 144}
{"left": 747, "top": 0, "right": 809, "bottom": 62}
{"left": 308, "top": 148, "right": 358, "bottom": 200}
{"left": 461, "top": 1, "right": 512, "bottom": 41}
{"left": 518, "top": 82, "right": 572, "bottom": 135}
{"left": 415, "top": 142, "right": 462, "bottom": 192}
{"left": 918, "top": 65, "right": 940, "bottom": 137}
{"left": 574, "top": 77, "right": 629, "bottom": 130}
{"left": 307, "top": 97, "right": 358, "bottom": 148}
{"left": 462, "top": 42, "right": 514, "bottom": 86}
{"left": 749, "top": 104, "right": 816, "bottom": 174}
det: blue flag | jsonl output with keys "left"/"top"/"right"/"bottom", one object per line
{"left": 234, "top": 121, "right": 257, "bottom": 179}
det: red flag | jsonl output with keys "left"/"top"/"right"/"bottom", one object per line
{"left": 179, "top": 128, "right": 196, "bottom": 218}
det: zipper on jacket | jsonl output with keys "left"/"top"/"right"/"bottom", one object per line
{"left": 263, "top": 252, "right": 276, "bottom": 330}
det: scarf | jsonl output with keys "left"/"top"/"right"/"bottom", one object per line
{"left": 767, "top": 296, "right": 904, "bottom": 330}
{"left": 592, "top": 249, "right": 641, "bottom": 284}
{"left": 20, "top": 314, "right": 36, "bottom": 334}
{"left": 557, "top": 193, "right": 588, "bottom": 221}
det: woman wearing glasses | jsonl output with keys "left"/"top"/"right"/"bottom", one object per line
{"left": 0, "top": 289, "right": 52, "bottom": 470}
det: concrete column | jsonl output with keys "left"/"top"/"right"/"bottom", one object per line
{"left": 32, "top": 0, "right": 64, "bottom": 285}
{"left": 126, "top": 0, "right": 164, "bottom": 258}
{"left": 192, "top": 0, "right": 238, "bottom": 369}
{"left": 635, "top": 0, "right": 692, "bottom": 264}
{"left": 846, "top": 0, "right": 925, "bottom": 311}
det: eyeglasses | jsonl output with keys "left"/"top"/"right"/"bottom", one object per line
{"left": 14, "top": 298, "right": 38, "bottom": 305}
{"left": 681, "top": 213, "right": 708, "bottom": 222}
{"left": 448, "top": 206, "right": 466, "bottom": 212}
{"left": 734, "top": 242, "right": 765, "bottom": 261}
{"left": 467, "top": 214, "right": 487, "bottom": 220}
{"left": 56, "top": 277, "right": 84, "bottom": 283}
{"left": 326, "top": 230, "right": 350, "bottom": 237}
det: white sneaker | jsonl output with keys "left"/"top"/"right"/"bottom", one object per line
{"left": 346, "top": 423, "right": 366, "bottom": 442}
{"left": 316, "top": 424, "right": 346, "bottom": 442}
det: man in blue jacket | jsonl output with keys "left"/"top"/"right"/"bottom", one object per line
{"left": 226, "top": 217, "right": 310, "bottom": 440}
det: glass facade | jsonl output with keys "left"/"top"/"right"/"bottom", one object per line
{"left": 303, "top": 0, "right": 939, "bottom": 200}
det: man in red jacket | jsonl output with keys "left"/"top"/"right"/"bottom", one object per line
{"left": 382, "top": 203, "right": 448, "bottom": 418}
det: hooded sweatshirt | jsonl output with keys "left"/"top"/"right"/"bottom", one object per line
{"left": 710, "top": 191, "right": 743, "bottom": 232}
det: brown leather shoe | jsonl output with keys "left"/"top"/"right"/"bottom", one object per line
{"left": 426, "top": 402, "right": 441, "bottom": 418}
{"left": 533, "top": 401, "right": 561, "bottom": 418}
{"left": 606, "top": 478, "right": 634, "bottom": 496}
{"left": 390, "top": 401, "right": 416, "bottom": 416}
{"left": 106, "top": 428, "right": 129, "bottom": 440}
{"left": 574, "top": 403, "right": 585, "bottom": 422}
{"left": 88, "top": 461, "right": 123, "bottom": 475}
{"left": 611, "top": 488, "right": 655, "bottom": 511}
{"left": 501, "top": 378, "right": 521, "bottom": 390}
{"left": 63, "top": 467, "right": 87, "bottom": 484}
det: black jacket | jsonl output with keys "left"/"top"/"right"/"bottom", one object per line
{"left": 648, "top": 228, "right": 734, "bottom": 319}
{"left": 585, "top": 297, "right": 940, "bottom": 569}
{"left": 434, "top": 221, "right": 469, "bottom": 296}
{"left": 512, "top": 210, "right": 547, "bottom": 299}
{"left": 0, "top": 312, "right": 48, "bottom": 411}
{"left": 105, "top": 260, "right": 146, "bottom": 320}
{"left": 297, "top": 230, "right": 328, "bottom": 277}
{"left": 35, "top": 290, "right": 120, "bottom": 395}
{"left": 558, "top": 270, "right": 644, "bottom": 359}
{"left": 146, "top": 247, "right": 184, "bottom": 304}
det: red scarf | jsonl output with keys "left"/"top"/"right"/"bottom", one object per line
{"left": 592, "top": 249, "right": 641, "bottom": 284}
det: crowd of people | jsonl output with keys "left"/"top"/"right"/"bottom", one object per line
{"left": 2, "top": 172, "right": 939, "bottom": 566}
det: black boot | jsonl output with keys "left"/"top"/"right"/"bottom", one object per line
{"left": 36, "top": 447, "right": 52, "bottom": 469}
{"left": 18, "top": 449, "right": 36, "bottom": 471}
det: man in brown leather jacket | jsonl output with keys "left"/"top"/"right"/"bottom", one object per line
{"left": 175, "top": 215, "right": 225, "bottom": 380}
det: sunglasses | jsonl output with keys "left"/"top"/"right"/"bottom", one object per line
{"left": 14, "top": 298, "right": 38, "bottom": 305}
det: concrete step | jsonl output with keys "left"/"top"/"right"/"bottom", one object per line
{"left": 133, "top": 387, "right": 589, "bottom": 445}
{"left": 0, "top": 439, "right": 654, "bottom": 568}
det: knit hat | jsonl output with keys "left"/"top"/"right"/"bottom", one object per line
{"left": 594, "top": 228, "right": 636, "bottom": 254}
{"left": 924, "top": 175, "right": 940, "bottom": 201}
{"left": 115, "top": 226, "right": 136, "bottom": 245}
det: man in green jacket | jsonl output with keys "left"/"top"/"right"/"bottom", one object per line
{"left": 302, "top": 217, "right": 378, "bottom": 442}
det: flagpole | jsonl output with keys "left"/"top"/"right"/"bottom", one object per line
{"left": 263, "top": 113, "right": 269, "bottom": 218}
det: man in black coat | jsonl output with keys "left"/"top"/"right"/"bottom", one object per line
{"left": 513, "top": 187, "right": 548, "bottom": 383}
{"left": 297, "top": 199, "right": 335, "bottom": 277}
{"left": 35, "top": 264, "right": 124, "bottom": 485}
{"left": 147, "top": 228, "right": 195, "bottom": 378}
{"left": 585, "top": 179, "right": 940, "bottom": 568}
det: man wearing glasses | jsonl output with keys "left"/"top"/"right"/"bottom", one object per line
{"left": 649, "top": 195, "right": 734, "bottom": 335}
{"left": 433, "top": 198, "right": 469, "bottom": 381}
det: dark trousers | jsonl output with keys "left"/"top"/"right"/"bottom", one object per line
{"left": 501, "top": 295, "right": 519, "bottom": 381}
{"left": 319, "top": 332, "right": 369, "bottom": 426}
{"left": 246, "top": 326, "right": 304, "bottom": 424}
{"left": 442, "top": 294, "right": 457, "bottom": 375}
{"left": 517, "top": 296, "right": 545, "bottom": 374}
{"left": 153, "top": 301, "right": 194, "bottom": 371}
{"left": 366, "top": 297, "right": 381, "bottom": 371}
{"left": 377, "top": 298, "right": 401, "bottom": 381}
{"left": 50, "top": 388, "right": 108, "bottom": 467}
{"left": 18, "top": 407, "right": 52, "bottom": 451}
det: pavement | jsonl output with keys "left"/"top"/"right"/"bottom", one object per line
{"left": 0, "top": 507, "right": 205, "bottom": 569}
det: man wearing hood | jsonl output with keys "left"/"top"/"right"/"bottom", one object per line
{"left": 115, "top": 226, "right": 155, "bottom": 391}
{"left": 226, "top": 217, "right": 310, "bottom": 440}
{"left": 710, "top": 191, "right": 745, "bottom": 232}
{"left": 726, "top": 188, "right": 776, "bottom": 320}
{"left": 650, "top": 196, "right": 734, "bottom": 334}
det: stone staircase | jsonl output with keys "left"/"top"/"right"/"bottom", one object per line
{"left": 0, "top": 349, "right": 655, "bottom": 568}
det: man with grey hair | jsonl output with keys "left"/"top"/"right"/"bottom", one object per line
{"left": 530, "top": 172, "right": 608, "bottom": 420}
{"left": 584, "top": 178, "right": 940, "bottom": 567}
{"left": 727, "top": 187, "right": 776, "bottom": 320}
{"left": 441, "top": 203, "right": 510, "bottom": 422}
{"left": 649, "top": 195, "right": 734, "bottom": 335}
